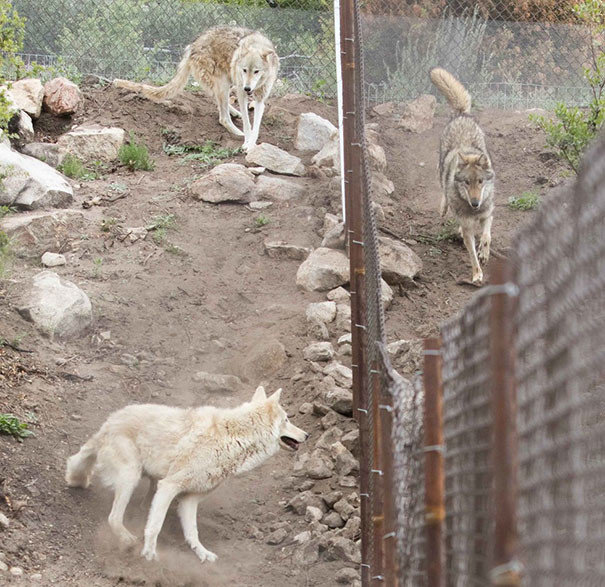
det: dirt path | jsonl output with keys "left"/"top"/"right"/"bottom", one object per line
{"left": 0, "top": 84, "right": 565, "bottom": 585}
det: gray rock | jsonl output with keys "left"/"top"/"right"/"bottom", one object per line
{"left": 57, "top": 124, "right": 125, "bottom": 163}
{"left": 287, "top": 490, "right": 326, "bottom": 515}
{"left": 387, "top": 339, "right": 412, "bottom": 357}
{"left": 305, "top": 506, "right": 324, "bottom": 523}
{"left": 248, "top": 200, "right": 272, "bottom": 210}
{"left": 41, "top": 252, "right": 66, "bottom": 267}
{"left": 327, "top": 286, "right": 350, "bottom": 303}
{"left": 381, "top": 278, "right": 394, "bottom": 309}
{"left": 308, "top": 319, "right": 330, "bottom": 341}
{"left": 306, "top": 301, "right": 337, "bottom": 324}
{"left": 333, "top": 498, "right": 356, "bottom": 521}
{"left": 322, "top": 491, "right": 343, "bottom": 509}
{"left": 339, "top": 476, "right": 358, "bottom": 488}
{"left": 325, "top": 387, "right": 353, "bottom": 416}
{"left": 320, "top": 410, "right": 340, "bottom": 430}
{"left": 323, "top": 511, "right": 345, "bottom": 529}
{"left": 0, "top": 560, "right": 7, "bottom": 572}
{"left": 323, "top": 212, "right": 341, "bottom": 235}
{"left": 323, "top": 362, "right": 353, "bottom": 389}
{"left": 17, "top": 271, "right": 92, "bottom": 339}
{"left": 340, "top": 516, "right": 361, "bottom": 541}
{"left": 321, "top": 222, "right": 345, "bottom": 249}
{"left": 294, "top": 530, "right": 312, "bottom": 544}
{"left": 379, "top": 236, "right": 422, "bottom": 284}
{"left": 10, "top": 110, "right": 34, "bottom": 145}
{"left": 299, "top": 402, "right": 313, "bottom": 415}
{"left": 335, "top": 303, "right": 351, "bottom": 333}
{"left": 192, "top": 372, "right": 243, "bottom": 394}
{"left": 255, "top": 175, "right": 306, "bottom": 201}
{"left": 266, "top": 528, "right": 288, "bottom": 545}
{"left": 372, "top": 102, "right": 395, "bottom": 117}
{"left": 293, "top": 540, "right": 319, "bottom": 565}
{"left": 0, "top": 143, "right": 73, "bottom": 209}
{"left": 331, "top": 442, "right": 359, "bottom": 477}
{"left": 303, "top": 342, "right": 334, "bottom": 362}
{"left": 21, "top": 142, "right": 64, "bottom": 168}
{"left": 297, "top": 247, "right": 349, "bottom": 292}
{"left": 5, "top": 78, "right": 44, "bottom": 118}
{"left": 341, "top": 429, "right": 360, "bottom": 457}
{"left": 368, "top": 142, "right": 387, "bottom": 172}
{"left": 264, "top": 240, "right": 311, "bottom": 261}
{"left": 9, "top": 566, "right": 24, "bottom": 577}
{"left": 245, "top": 143, "right": 305, "bottom": 176}
{"left": 0, "top": 512, "right": 9, "bottom": 529}
{"left": 305, "top": 449, "right": 335, "bottom": 479}
{"left": 241, "top": 339, "right": 286, "bottom": 381}
{"left": 313, "top": 402, "right": 330, "bottom": 417}
{"left": 337, "top": 333, "right": 352, "bottom": 345}
{"left": 321, "top": 536, "right": 361, "bottom": 564}
{"left": 190, "top": 163, "right": 256, "bottom": 203}
{"left": 316, "top": 427, "right": 344, "bottom": 451}
{"left": 398, "top": 94, "right": 436, "bottom": 133}
{"left": 312, "top": 131, "right": 340, "bottom": 171}
{"left": 371, "top": 171, "right": 395, "bottom": 199}
{"left": 336, "top": 567, "right": 359, "bottom": 584}
{"left": 295, "top": 112, "right": 337, "bottom": 152}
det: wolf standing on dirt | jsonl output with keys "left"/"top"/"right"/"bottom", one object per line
{"left": 114, "top": 26, "right": 279, "bottom": 152}
{"left": 430, "top": 67, "right": 495, "bottom": 284}
{"left": 65, "top": 386, "right": 307, "bottom": 564}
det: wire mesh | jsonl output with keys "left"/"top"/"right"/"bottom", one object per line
{"left": 513, "top": 135, "right": 605, "bottom": 586}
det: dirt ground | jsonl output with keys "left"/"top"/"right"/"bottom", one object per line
{"left": 0, "top": 81, "right": 567, "bottom": 585}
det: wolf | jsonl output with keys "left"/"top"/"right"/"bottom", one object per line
{"left": 65, "top": 386, "right": 307, "bottom": 564}
{"left": 430, "top": 67, "right": 495, "bottom": 284}
{"left": 113, "top": 26, "right": 279, "bottom": 152}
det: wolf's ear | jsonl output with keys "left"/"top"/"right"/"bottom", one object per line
{"left": 477, "top": 154, "right": 490, "bottom": 168}
{"left": 252, "top": 386, "right": 267, "bottom": 403}
{"left": 262, "top": 50, "right": 278, "bottom": 66}
{"left": 269, "top": 388, "right": 282, "bottom": 404}
{"left": 457, "top": 153, "right": 469, "bottom": 166}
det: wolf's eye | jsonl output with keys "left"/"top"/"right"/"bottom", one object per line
{"left": 478, "top": 179, "right": 483, "bottom": 184}
{"left": 243, "top": 68, "right": 247, "bottom": 73}
{"left": 254, "top": 69, "right": 260, "bottom": 74}
{"left": 465, "top": 179, "right": 471, "bottom": 185}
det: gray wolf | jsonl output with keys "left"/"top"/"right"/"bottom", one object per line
{"left": 430, "top": 67, "right": 495, "bottom": 284}
{"left": 65, "top": 386, "right": 307, "bottom": 564}
{"left": 113, "top": 26, "right": 279, "bottom": 152}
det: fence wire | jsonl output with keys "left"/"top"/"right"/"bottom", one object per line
{"left": 14, "top": 0, "right": 601, "bottom": 108}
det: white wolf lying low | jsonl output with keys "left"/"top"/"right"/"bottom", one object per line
{"left": 65, "top": 386, "right": 307, "bottom": 564}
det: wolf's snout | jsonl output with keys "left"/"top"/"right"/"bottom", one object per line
{"left": 470, "top": 200, "right": 480, "bottom": 208}
{"left": 244, "top": 86, "right": 252, "bottom": 93}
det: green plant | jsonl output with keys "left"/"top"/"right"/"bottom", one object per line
{"left": 415, "top": 219, "right": 460, "bottom": 246}
{"left": 92, "top": 257, "right": 103, "bottom": 278}
{"left": 119, "top": 133, "right": 154, "bottom": 171}
{"left": 163, "top": 141, "right": 240, "bottom": 169}
{"left": 0, "top": 204, "right": 14, "bottom": 277}
{"left": 254, "top": 215, "right": 270, "bottom": 228}
{"left": 147, "top": 213, "right": 176, "bottom": 245}
{"left": 530, "top": 0, "right": 605, "bottom": 172}
{"left": 508, "top": 191, "right": 540, "bottom": 211}
{"left": 58, "top": 154, "right": 97, "bottom": 181}
{"left": 0, "top": 413, "right": 34, "bottom": 439}
{"left": 100, "top": 217, "right": 118, "bottom": 232}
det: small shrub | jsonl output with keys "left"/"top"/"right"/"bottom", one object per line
{"left": 147, "top": 213, "right": 176, "bottom": 245}
{"left": 254, "top": 215, "right": 270, "bottom": 228}
{"left": 0, "top": 413, "right": 33, "bottom": 439}
{"left": 508, "top": 191, "right": 540, "bottom": 211}
{"left": 119, "top": 133, "right": 154, "bottom": 171}
{"left": 163, "top": 141, "right": 240, "bottom": 169}
{"left": 58, "top": 154, "right": 97, "bottom": 181}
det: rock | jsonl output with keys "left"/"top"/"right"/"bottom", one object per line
{"left": 327, "top": 286, "right": 350, "bottom": 303}
{"left": 335, "top": 303, "right": 351, "bottom": 333}
{"left": 43, "top": 77, "right": 82, "bottom": 116}
{"left": 368, "top": 142, "right": 387, "bottom": 172}
{"left": 303, "top": 342, "right": 334, "bottom": 362}
{"left": 296, "top": 247, "right": 349, "bottom": 292}
{"left": 312, "top": 130, "right": 339, "bottom": 171}
{"left": 339, "top": 476, "right": 357, "bottom": 488}
{"left": 338, "top": 333, "right": 352, "bottom": 345}
{"left": 21, "top": 142, "right": 64, "bottom": 168}
{"left": 30, "top": 573, "right": 43, "bottom": 581}
{"left": 248, "top": 200, "right": 272, "bottom": 210}
{"left": 0, "top": 560, "right": 7, "bottom": 572}
{"left": 336, "top": 567, "right": 359, "bottom": 584}
{"left": 190, "top": 163, "right": 256, "bottom": 203}
{"left": 371, "top": 171, "right": 395, "bottom": 199}
{"left": 340, "top": 516, "right": 361, "bottom": 541}
{"left": 264, "top": 240, "right": 311, "bottom": 261}
{"left": 287, "top": 491, "right": 326, "bottom": 515}
{"left": 313, "top": 402, "right": 330, "bottom": 417}
{"left": 0, "top": 143, "right": 73, "bottom": 209}
{"left": 299, "top": 402, "right": 313, "bottom": 415}
{"left": 305, "top": 506, "right": 324, "bottom": 523}
{"left": 245, "top": 143, "right": 305, "bottom": 176}
{"left": 322, "top": 491, "right": 343, "bottom": 509}
{"left": 293, "top": 540, "right": 319, "bottom": 565}
{"left": 372, "top": 102, "right": 395, "bottom": 117}
{"left": 372, "top": 201, "right": 385, "bottom": 223}
{"left": 245, "top": 524, "right": 263, "bottom": 540}
{"left": 295, "top": 112, "right": 337, "bottom": 152}
{"left": 325, "top": 387, "right": 353, "bottom": 416}
{"left": 9, "top": 566, "right": 24, "bottom": 577}
{"left": 248, "top": 166, "right": 265, "bottom": 175}
{"left": 294, "top": 530, "right": 312, "bottom": 544}
{"left": 333, "top": 498, "right": 356, "bottom": 521}
{"left": 398, "top": 94, "right": 436, "bottom": 133}
{"left": 332, "top": 442, "right": 359, "bottom": 477}
{"left": 323, "top": 362, "right": 353, "bottom": 388}
{"left": 321, "top": 536, "right": 361, "bottom": 564}
{"left": 340, "top": 344, "right": 352, "bottom": 356}
{"left": 305, "top": 449, "right": 335, "bottom": 479}
{"left": 17, "top": 271, "right": 92, "bottom": 339}
{"left": 321, "top": 410, "right": 340, "bottom": 430}
{"left": 316, "top": 427, "right": 344, "bottom": 451}
{"left": 9, "top": 110, "right": 34, "bottom": 145}
{"left": 308, "top": 319, "right": 330, "bottom": 341}
{"left": 255, "top": 175, "right": 306, "bottom": 201}
{"left": 341, "top": 429, "right": 359, "bottom": 456}
{"left": 323, "top": 213, "right": 341, "bottom": 235}
{"left": 266, "top": 528, "right": 288, "bottom": 545}
{"left": 306, "top": 301, "right": 337, "bottom": 324}
{"left": 192, "top": 371, "right": 243, "bottom": 394}
{"left": 0, "top": 209, "right": 84, "bottom": 258}
{"left": 321, "top": 222, "right": 345, "bottom": 249}
{"left": 41, "top": 252, "right": 66, "bottom": 267}
{"left": 323, "top": 511, "right": 345, "bottom": 529}
{"left": 126, "top": 226, "right": 147, "bottom": 243}
{"left": 56, "top": 124, "right": 126, "bottom": 164}
{"left": 241, "top": 339, "right": 287, "bottom": 381}
{"left": 378, "top": 236, "right": 422, "bottom": 284}
{"left": 5, "top": 78, "right": 44, "bottom": 118}
{"left": 0, "top": 512, "right": 9, "bottom": 529}
{"left": 120, "top": 353, "right": 139, "bottom": 367}
{"left": 387, "top": 339, "right": 411, "bottom": 357}
{"left": 381, "top": 278, "right": 394, "bottom": 309}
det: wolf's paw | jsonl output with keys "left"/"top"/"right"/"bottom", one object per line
{"left": 140, "top": 545, "right": 158, "bottom": 562}
{"left": 194, "top": 546, "right": 218, "bottom": 563}
{"left": 472, "top": 269, "right": 484, "bottom": 285}
{"left": 478, "top": 241, "right": 490, "bottom": 264}
{"left": 120, "top": 531, "right": 138, "bottom": 549}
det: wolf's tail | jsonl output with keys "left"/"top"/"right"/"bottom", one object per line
{"left": 65, "top": 437, "right": 98, "bottom": 488}
{"left": 430, "top": 67, "right": 471, "bottom": 115}
{"left": 113, "top": 45, "right": 192, "bottom": 101}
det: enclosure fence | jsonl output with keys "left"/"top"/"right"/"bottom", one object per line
{"left": 341, "top": 0, "right": 605, "bottom": 582}
{"left": 14, "top": 0, "right": 602, "bottom": 108}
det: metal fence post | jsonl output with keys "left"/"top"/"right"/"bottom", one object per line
{"left": 489, "top": 259, "right": 521, "bottom": 586}
{"left": 423, "top": 337, "right": 445, "bottom": 587}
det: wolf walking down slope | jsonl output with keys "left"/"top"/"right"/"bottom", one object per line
{"left": 113, "top": 26, "right": 279, "bottom": 151}
{"left": 65, "top": 386, "right": 307, "bottom": 564}
{"left": 430, "top": 67, "right": 495, "bottom": 284}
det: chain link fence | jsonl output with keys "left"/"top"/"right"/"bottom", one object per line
{"left": 14, "top": 0, "right": 601, "bottom": 108}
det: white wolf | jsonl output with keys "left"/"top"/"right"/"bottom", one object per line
{"left": 113, "top": 26, "right": 279, "bottom": 152}
{"left": 65, "top": 386, "right": 307, "bottom": 564}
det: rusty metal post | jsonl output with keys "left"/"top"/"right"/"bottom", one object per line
{"left": 423, "top": 337, "right": 445, "bottom": 587}
{"left": 339, "top": 0, "right": 370, "bottom": 584}
{"left": 489, "top": 258, "right": 521, "bottom": 586}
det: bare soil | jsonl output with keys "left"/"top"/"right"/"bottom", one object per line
{"left": 0, "top": 81, "right": 566, "bottom": 585}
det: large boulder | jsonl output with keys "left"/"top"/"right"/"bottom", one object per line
{"left": 9, "top": 111, "right": 34, "bottom": 146}
{"left": 43, "top": 77, "right": 82, "bottom": 116}
{"left": 189, "top": 163, "right": 256, "bottom": 203}
{"left": 246, "top": 143, "right": 305, "bottom": 176}
{"left": 56, "top": 124, "right": 125, "bottom": 164}
{"left": 4, "top": 79, "right": 44, "bottom": 118}
{"left": 254, "top": 175, "right": 306, "bottom": 201}
{"left": 312, "top": 131, "right": 340, "bottom": 172}
{"left": 16, "top": 271, "right": 92, "bottom": 339}
{"left": 0, "top": 144, "right": 73, "bottom": 209}
{"left": 398, "top": 94, "right": 436, "bottom": 133}
{"left": 295, "top": 113, "right": 337, "bottom": 152}
{"left": 192, "top": 371, "right": 244, "bottom": 394}
{"left": 21, "top": 143, "right": 64, "bottom": 168}
{"left": 263, "top": 240, "right": 311, "bottom": 260}
{"left": 378, "top": 236, "right": 422, "bottom": 284}
{"left": 296, "top": 247, "right": 349, "bottom": 292}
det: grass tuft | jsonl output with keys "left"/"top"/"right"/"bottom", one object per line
{"left": 119, "top": 132, "right": 154, "bottom": 171}
{"left": 508, "top": 191, "right": 539, "bottom": 211}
